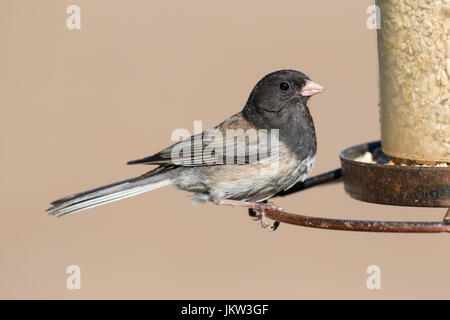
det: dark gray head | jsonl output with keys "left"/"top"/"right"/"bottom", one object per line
{"left": 242, "top": 69, "right": 324, "bottom": 129}
{"left": 242, "top": 69, "right": 324, "bottom": 161}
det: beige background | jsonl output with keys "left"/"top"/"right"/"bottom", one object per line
{"left": 1, "top": 0, "right": 448, "bottom": 299}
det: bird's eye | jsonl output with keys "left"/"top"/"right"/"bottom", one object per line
{"left": 280, "top": 82, "right": 290, "bottom": 91}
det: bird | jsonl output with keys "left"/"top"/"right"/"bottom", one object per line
{"left": 47, "top": 70, "right": 324, "bottom": 225}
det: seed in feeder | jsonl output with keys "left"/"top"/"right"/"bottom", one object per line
{"left": 355, "top": 152, "right": 376, "bottom": 164}
{"left": 446, "top": 58, "right": 450, "bottom": 76}
{"left": 376, "top": 0, "right": 450, "bottom": 163}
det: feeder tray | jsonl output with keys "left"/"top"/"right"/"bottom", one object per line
{"left": 340, "top": 141, "right": 450, "bottom": 208}
{"left": 268, "top": 141, "right": 450, "bottom": 233}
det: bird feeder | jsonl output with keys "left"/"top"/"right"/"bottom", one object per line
{"left": 258, "top": 0, "right": 450, "bottom": 233}
{"left": 340, "top": 0, "right": 449, "bottom": 208}
{"left": 376, "top": 0, "right": 449, "bottom": 163}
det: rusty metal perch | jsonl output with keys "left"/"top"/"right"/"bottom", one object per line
{"left": 222, "top": 169, "right": 450, "bottom": 233}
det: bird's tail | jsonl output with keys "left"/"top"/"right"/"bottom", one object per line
{"left": 47, "top": 167, "right": 173, "bottom": 217}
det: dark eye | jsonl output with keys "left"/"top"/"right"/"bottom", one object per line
{"left": 280, "top": 82, "right": 289, "bottom": 91}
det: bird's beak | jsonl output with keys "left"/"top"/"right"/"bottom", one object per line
{"left": 299, "top": 80, "right": 325, "bottom": 97}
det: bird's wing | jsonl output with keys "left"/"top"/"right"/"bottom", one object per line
{"left": 127, "top": 113, "right": 279, "bottom": 166}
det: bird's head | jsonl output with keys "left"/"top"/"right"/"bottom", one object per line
{"left": 243, "top": 69, "right": 324, "bottom": 128}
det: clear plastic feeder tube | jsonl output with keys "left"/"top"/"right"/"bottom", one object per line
{"left": 376, "top": 0, "right": 450, "bottom": 163}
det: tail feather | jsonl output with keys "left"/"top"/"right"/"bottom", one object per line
{"left": 47, "top": 168, "right": 173, "bottom": 217}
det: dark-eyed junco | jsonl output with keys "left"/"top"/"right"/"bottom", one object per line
{"left": 48, "top": 70, "right": 324, "bottom": 220}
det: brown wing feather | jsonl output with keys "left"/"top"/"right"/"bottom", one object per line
{"left": 127, "top": 112, "right": 278, "bottom": 166}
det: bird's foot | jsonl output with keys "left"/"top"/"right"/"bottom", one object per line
{"left": 218, "top": 199, "right": 280, "bottom": 231}
{"left": 249, "top": 202, "right": 280, "bottom": 231}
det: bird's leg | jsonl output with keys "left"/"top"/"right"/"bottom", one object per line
{"left": 248, "top": 200, "right": 266, "bottom": 221}
{"left": 218, "top": 199, "right": 280, "bottom": 231}
{"left": 218, "top": 199, "right": 260, "bottom": 209}
{"left": 258, "top": 209, "right": 280, "bottom": 231}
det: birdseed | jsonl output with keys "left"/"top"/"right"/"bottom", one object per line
{"left": 376, "top": 0, "right": 450, "bottom": 163}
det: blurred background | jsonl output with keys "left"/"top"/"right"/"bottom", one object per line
{"left": 1, "top": 0, "right": 448, "bottom": 299}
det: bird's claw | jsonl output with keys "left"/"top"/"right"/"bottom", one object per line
{"left": 248, "top": 202, "right": 280, "bottom": 231}
{"left": 248, "top": 208, "right": 261, "bottom": 221}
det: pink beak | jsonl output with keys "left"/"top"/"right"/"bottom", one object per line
{"left": 299, "top": 80, "right": 325, "bottom": 97}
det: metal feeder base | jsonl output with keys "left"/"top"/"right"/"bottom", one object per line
{"left": 339, "top": 141, "right": 450, "bottom": 208}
